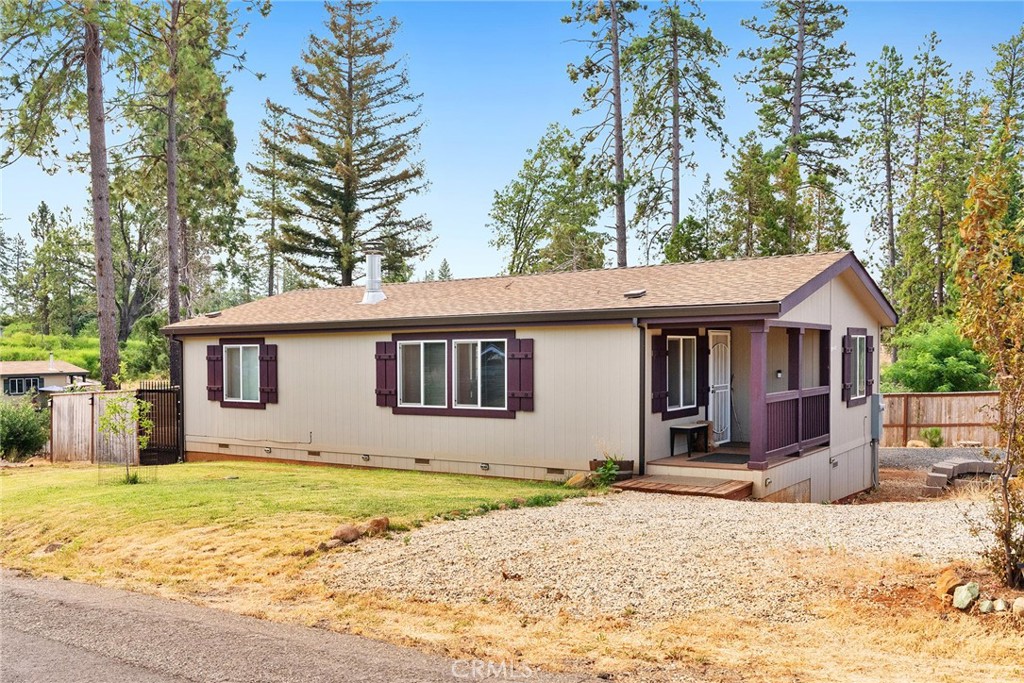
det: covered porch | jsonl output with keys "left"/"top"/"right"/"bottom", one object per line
{"left": 648, "top": 321, "right": 831, "bottom": 473}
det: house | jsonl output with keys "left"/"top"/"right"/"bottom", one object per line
{"left": 163, "top": 249, "right": 897, "bottom": 503}
{"left": 0, "top": 356, "right": 91, "bottom": 396}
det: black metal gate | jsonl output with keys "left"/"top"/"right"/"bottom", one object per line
{"left": 137, "top": 381, "right": 183, "bottom": 465}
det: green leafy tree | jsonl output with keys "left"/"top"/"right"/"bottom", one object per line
{"left": 489, "top": 125, "right": 603, "bottom": 274}
{"left": 564, "top": 0, "right": 641, "bottom": 267}
{"left": 627, "top": 0, "right": 727, "bottom": 255}
{"left": 956, "top": 126, "right": 1024, "bottom": 588}
{"left": 738, "top": 0, "right": 856, "bottom": 183}
{"left": 881, "top": 320, "right": 991, "bottom": 392}
{"left": 271, "top": 0, "right": 433, "bottom": 287}
{"left": 27, "top": 206, "right": 94, "bottom": 336}
{"left": 1, "top": 0, "right": 121, "bottom": 387}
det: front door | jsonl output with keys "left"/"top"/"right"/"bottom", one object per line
{"left": 708, "top": 330, "right": 731, "bottom": 445}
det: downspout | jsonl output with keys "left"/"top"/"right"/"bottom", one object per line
{"left": 634, "top": 317, "right": 646, "bottom": 475}
{"left": 172, "top": 334, "right": 185, "bottom": 463}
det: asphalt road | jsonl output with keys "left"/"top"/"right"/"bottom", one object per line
{"left": 1, "top": 572, "right": 596, "bottom": 683}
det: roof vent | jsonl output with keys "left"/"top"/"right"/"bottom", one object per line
{"left": 360, "top": 242, "right": 387, "bottom": 305}
{"left": 205, "top": 311, "right": 222, "bottom": 318}
{"left": 624, "top": 289, "right": 647, "bottom": 299}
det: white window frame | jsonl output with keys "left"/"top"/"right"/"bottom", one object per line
{"left": 223, "top": 343, "right": 261, "bottom": 403}
{"left": 453, "top": 339, "right": 508, "bottom": 411}
{"left": 8, "top": 377, "right": 40, "bottom": 395}
{"left": 666, "top": 335, "right": 698, "bottom": 411}
{"left": 851, "top": 334, "right": 867, "bottom": 400}
{"left": 397, "top": 340, "right": 448, "bottom": 408}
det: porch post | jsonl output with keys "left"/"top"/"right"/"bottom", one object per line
{"left": 748, "top": 325, "right": 769, "bottom": 470}
{"left": 788, "top": 327, "right": 804, "bottom": 450}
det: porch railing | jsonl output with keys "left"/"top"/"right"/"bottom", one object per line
{"left": 764, "top": 385, "right": 830, "bottom": 459}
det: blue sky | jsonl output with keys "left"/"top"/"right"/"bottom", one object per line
{"left": 1, "top": 1, "right": 1022, "bottom": 280}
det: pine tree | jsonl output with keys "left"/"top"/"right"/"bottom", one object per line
{"left": 271, "top": 0, "right": 432, "bottom": 287}
{"left": 1, "top": 1, "right": 121, "bottom": 386}
{"left": 763, "top": 153, "right": 809, "bottom": 255}
{"left": 627, "top": 0, "right": 727, "bottom": 255}
{"left": 989, "top": 27, "right": 1024, "bottom": 144}
{"left": 738, "top": 0, "right": 856, "bottom": 183}
{"left": 436, "top": 259, "right": 453, "bottom": 281}
{"left": 663, "top": 175, "right": 724, "bottom": 262}
{"left": 721, "top": 135, "right": 775, "bottom": 257}
{"left": 801, "top": 179, "right": 850, "bottom": 252}
{"left": 247, "top": 102, "right": 294, "bottom": 298}
{"left": 855, "top": 45, "right": 910, "bottom": 299}
{"left": 24, "top": 203, "right": 94, "bottom": 335}
{"left": 565, "top": 0, "right": 641, "bottom": 267}
{"left": 0, "top": 233, "right": 32, "bottom": 319}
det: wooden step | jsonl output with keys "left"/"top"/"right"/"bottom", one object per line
{"left": 612, "top": 475, "right": 753, "bottom": 500}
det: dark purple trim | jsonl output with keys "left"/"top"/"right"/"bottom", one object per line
{"left": 655, "top": 328, "right": 703, "bottom": 421}
{"left": 216, "top": 337, "right": 274, "bottom": 409}
{"left": 393, "top": 406, "right": 516, "bottom": 419}
{"left": 219, "top": 400, "right": 267, "bottom": 410}
{"left": 768, "top": 320, "right": 831, "bottom": 330}
{"left": 778, "top": 252, "right": 898, "bottom": 326}
{"left": 787, "top": 327, "right": 802, "bottom": 391}
{"left": 642, "top": 314, "right": 772, "bottom": 327}
{"left": 819, "top": 330, "right": 831, "bottom": 389}
{"left": 748, "top": 327, "right": 769, "bottom": 467}
{"left": 219, "top": 336, "right": 265, "bottom": 346}
{"left": 846, "top": 327, "right": 868, "bottom": 408}
{"left": 389, "top": 331, "right": 523, "bottom": 419}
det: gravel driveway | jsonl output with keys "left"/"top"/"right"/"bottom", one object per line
{"left": 325, "top": 492, "right": 986, "bottom": 623}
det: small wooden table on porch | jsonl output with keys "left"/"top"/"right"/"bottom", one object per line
{"left": 669, "top": 421, "right": 712, "bottom": 457}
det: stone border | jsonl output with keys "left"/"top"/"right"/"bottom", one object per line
{"left": 922, "top": 457, "right": 997, "bottom": 497}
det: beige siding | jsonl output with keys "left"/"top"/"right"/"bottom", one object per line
{"left": 184, "top": 324, "right": 640, "bottom": 478}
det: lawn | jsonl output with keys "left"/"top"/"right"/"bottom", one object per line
{"left": 0, "top": 461, "right": 577, "bottom": 597}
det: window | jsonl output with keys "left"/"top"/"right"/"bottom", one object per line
{"left": 398, "top": 341, "right": 447, "bottom": 407}
{"left": 666, "top": 336, "right": 697, "bottom": 410}
{"left": 851, "top": 334, "right": 867, "bottom": 400}
{"left": 7, "top": 377, "right": 40, "bottom": 395}
{"left": 224, "top": 344, "right": 260, "bottom": 403}
{"left": 454, "top": 340, "right": 507, "bottom": 409}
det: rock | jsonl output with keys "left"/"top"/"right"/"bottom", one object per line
{"left": 906, "top": 440, "right": 929, "bottom": 448}
{"left": 303, "top": 547, "right": 315, "bottom": 557}
{"left": 934, "top": 569, "right": 963, "bottom": 598}
{"left": 512, "top": 497, "right": 527, "bottom": 506}
{"left": 994, "top": 598, "right": 1009, "bottom": 612}
{"left": 565, "top": 472, "right": 591, "bottom": 488}
{"left": 1013, "top": 597, "right": 1024, "bottom": 616}
{"left": 952, "top": 582, "right": 980, "bottom": 610}
{"left": 978, "top": 599, "right": 994, "bottom": 614}
{"left": 323, "top": 539, "right": 343, "bottom": 549}
{"left": 926, "top": 472, "right": 949, "bottom": 488}
{"left": 364, "top": 517, "right": 389, "bottom": 536}
{"left": 332, "top": 523, "right": 362, "bottom": 543}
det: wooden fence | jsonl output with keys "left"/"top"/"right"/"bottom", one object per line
{"left": 882, "top": 391, "right": 1000, "bottom": 447}
{"left": 50, "top": 390, "right": 139, "bottom": 465}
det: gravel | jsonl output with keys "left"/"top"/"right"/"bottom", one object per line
{"left": 880, "top": 447, "right": 999, "bottom": 470}
{"left": 325, "top": 492, "right": 986, "bottom": 623}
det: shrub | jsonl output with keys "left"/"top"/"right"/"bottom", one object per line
{"left": 593, "top": 457, "right": 621, "bottom": 488}
{"left": 881, "top": 320, "right": 992, "bottom": 393}
{"left": 919, "top": 427, "right": 944, "bottom": 448}
{"left": 0, "top": 398, "right": 49, "bottom": 461}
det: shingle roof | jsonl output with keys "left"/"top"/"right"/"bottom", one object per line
{"left": 165, "top": 251, "right": 867, "bottom": 335}
{"left": 0, "top": 360, "right": 89, "bottom": 376}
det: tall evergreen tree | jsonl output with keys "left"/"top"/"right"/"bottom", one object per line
{"left": 565, "top": 0, "right": 640, "bottom": 267}
{"left": 989, "top": 27, "right": 1024, "bottom": 143}
{"left": 721, "top": 135, "right": 775, "bottom": 258}
{"left": 271, "top": 0, "right": 433, "bottom": 287}
{"left": 247, "top": 101, "right": 294, "bottom": 298}
{"left": 855, "top": 45, "right": 910, "bottom": 300}
{"left": 663, "top": 176, "right": 725, "bottom": 263}
{"left": 738, "top": 0, "right": 855, "bottom": 184}
{"left": 801, "top": 179, "right": 850, "bottom": 252}
{"left": 1, "top": 0, "right": 121, "bottom": 386}
{"left": 627, "top": 0, "right": 727, "bottom": 256}
{"left": 25, "top": 203, "right": 94, "bottom": 335}
{"left": 436, "top": 259, "right": 453, "bottom": 281}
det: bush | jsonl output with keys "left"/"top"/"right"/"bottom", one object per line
{"left": 881, "top": 320, "right": 992, "bottom": 393}
{"left": 919, "top": 427, "right": 944, "bottom": 448}
{"left": 0, "top": 398, "right": 49, "bottom": 461}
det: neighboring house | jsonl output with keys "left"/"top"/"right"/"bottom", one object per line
{"left": 164, "top": 250, "right": 897, "bottom": 502}
{"left": 0, "top": 357, "right": 91, "bottom": 396}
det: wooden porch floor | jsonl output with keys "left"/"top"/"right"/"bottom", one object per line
{"left": 612, "top": 475, "right": 753, "bottom": 500}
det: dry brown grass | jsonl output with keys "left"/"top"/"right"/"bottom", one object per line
{"left": 4, "top": 463, "right": 1023, "bottom": 682}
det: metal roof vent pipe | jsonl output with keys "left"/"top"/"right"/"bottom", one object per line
{"left": 360, "top": 242, "right": 387, "bottom": 305}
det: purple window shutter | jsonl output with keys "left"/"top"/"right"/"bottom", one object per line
{"left": 206, "top": 344, "right": 223, "bottom": 401}
{"left": 696, "top": 334, "right": 709, "bottom": 408}
{"left": 651, "top": 334, "right": 668, "bottom": 413}
{"left": 866, "top": 335, "right": 875, "bottom": 397}
{"left": 375, "top": 341, "right": 397, "bottom": 407}
{"left": 841, "top": 334, "right": 852, "bottom": 404}
{"left": 507, "top": 338, "right": 534, "bottom": 412}
{"left": 259, "top": 343, "right": 278, "bottom": 404}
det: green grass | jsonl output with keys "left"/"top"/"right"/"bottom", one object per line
{"left": 0, "top": 461, "right": 576, "bottom": 534}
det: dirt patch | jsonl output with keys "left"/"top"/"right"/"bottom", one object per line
{"left": 854, "top": 468, "right": 928, "bottom": 503}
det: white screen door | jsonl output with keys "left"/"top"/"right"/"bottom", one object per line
{"left": 708, "top": 330, "right": 731, "bottom": 445}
